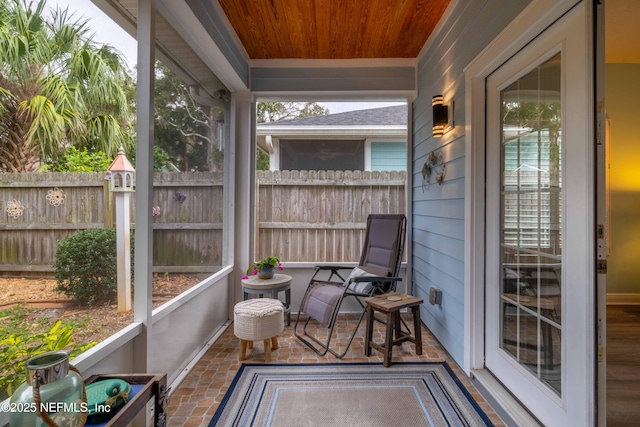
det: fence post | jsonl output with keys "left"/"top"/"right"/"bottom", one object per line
{"left": 104, "top": 178, "right": 114, "bottom": 228}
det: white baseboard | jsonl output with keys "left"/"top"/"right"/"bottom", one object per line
{"left": 606, "top": 293, "right": 640, "bottom": 305}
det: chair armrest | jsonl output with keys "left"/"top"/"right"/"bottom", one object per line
{"left": 314, "top": 265, "right": 352, "bottom": 272}
{"left": 351, "top": 276, "right": 403, "bottom": 283}
{"left": 347, "top": 276, "right": 402, "bottom": 294}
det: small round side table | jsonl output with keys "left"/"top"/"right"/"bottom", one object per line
{"left": 241, "top": 273, "right": 292, "bottom": 325}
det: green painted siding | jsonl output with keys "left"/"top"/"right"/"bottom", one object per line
{"left": 371, "top": 141, "right": 407, "bottom": 171}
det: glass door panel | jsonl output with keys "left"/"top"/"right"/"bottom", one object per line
{"left": 484, "top": 4, "right": 593, "bottom": 425}
{"left": 499, "top": 53, "right": 562, "bottom": 395}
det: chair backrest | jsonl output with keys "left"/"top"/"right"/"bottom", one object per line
{"left": 358, "top": 214, "right": 407, "bottom": 283}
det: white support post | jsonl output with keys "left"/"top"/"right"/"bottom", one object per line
{"left": 115, "top": 191, "right": 132, "bottom": 312}
{"left": 233, "top": 91, "right": 254, "bottom": 307}
{"left": 133, "top": 0, "right": 155, "bottom": 373}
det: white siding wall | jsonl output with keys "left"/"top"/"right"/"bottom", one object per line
{"left": 412, "top": 0, "right": 531, "bottom": 365}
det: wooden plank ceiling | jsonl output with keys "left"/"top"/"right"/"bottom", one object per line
{"left": 217, "top": 0, "right": 451, "bottom": 59}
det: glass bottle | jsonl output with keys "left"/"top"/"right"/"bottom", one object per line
{"left": 9, "top": 350, "right": 85, "bottom": 427}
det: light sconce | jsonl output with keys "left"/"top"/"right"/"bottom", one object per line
{"left": 432, "top": 95, "right": 453, "bottom": 138}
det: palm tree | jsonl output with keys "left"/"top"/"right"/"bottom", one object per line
{"left": 0, "top": 0, "right": 133, "bottom": 172}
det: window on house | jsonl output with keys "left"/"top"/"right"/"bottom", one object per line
{"left": 280, "top": 139, "right": 364, "bottom": 170}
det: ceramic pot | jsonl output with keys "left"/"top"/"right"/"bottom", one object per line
{"left": 258, "top": 266, "right": 275, "bottom": 279}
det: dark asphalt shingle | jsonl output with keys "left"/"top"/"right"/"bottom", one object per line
{"left": 259, "top": 105, "right": 407, "bottom": 127}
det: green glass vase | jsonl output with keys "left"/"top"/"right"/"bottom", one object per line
{"left": 9, "top": 350, "right": 86, "bottom": 427}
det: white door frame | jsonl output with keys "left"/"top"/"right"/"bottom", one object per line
{"left": 595, "top": 3, "right": 607, "bottom": 427}
{"left": 464, "top": 0, "right": 595, "bottom": 424}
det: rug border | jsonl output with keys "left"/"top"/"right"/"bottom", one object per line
{"left": 208, "top": 362, "right": 494, "bottom": 426}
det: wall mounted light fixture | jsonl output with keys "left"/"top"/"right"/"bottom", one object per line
{"left": 432, "top": 95, "right": 454, "bottom": 137}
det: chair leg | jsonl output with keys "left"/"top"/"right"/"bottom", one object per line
{"left": 383, "top": 312, "right": 395, "bottom": 367}
{"left": 264, "top": 339, "right": 272, "bottom": 362}
{"left": 294, "top": 314, "right": 332, "bottom": 357}
{"left": 296, "top": 289, "right": 353, "bottom": 357}
{"left": 248, "top": 341, "right": 254, "bottom": 349}
{"left": 365, "top": 305, "right": 374, "bottom": 356}
{"left": 294, "top": 290, "right": 345, "bottom": 358}
{"left": 239, "top": 340, "right": 248, "bottom": 361}
{"left": 329, "top": 301, "right": 370, "bottom": 358}
{"left": 412, "top": 306, "right": 423, "bottom": 355}
{"left": 294, "top": 292, "right": 374, "bottom": 359}
{"left": 301, "top": 300, "right": 369, "bottom": 359}
{"left": 271, "top": 336, "right": 279, "bottom": 350}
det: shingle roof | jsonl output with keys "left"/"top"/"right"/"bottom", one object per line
{"left": 259, "top": 105, "right": 407, "bottom": 127}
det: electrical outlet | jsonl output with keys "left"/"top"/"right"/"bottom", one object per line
{"left": 429, "top": 287, "right": 442, "bottom": 305}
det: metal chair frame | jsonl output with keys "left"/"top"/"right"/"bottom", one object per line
{"left": 294, "top": 214, "right": 407, "bottom": 358}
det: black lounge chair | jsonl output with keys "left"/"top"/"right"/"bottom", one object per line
{"left": 293, "top": 214, "right": 407, "bottom": 358}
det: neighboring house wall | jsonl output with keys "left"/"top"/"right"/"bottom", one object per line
{"left": 606, "top": 63, "right": 640, "bottom": 296}
{"left": 370, "top": 141, "right": 407, "bottom": 171}
{"left": 258, "top": 105, "right": 408, "bottom": 171}
{"left": 412, "top": 0, "right": 531, "bottom": 366}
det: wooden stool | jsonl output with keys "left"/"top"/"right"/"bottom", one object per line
{"left": 233, "top": 298, "right": 284, "bottom": 362}
{"left": 364, "top": 292, "right": 424, "bottom": 367}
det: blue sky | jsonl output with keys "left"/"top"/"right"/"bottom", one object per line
{"left": 48, "top": 0, "right": 405, "bottom": 114}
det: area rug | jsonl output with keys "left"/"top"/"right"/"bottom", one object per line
{"left": 209, "top": 362, "right": 494, "bottom": 427}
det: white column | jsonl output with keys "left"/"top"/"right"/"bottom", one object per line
{"left": 133, "top": 0, "right": 155, "bottom": 372}
{"left": 115, "top": 191, "right": 132, "bottom": 312}
{"left": 233, "top": 91, "right": 254, "bottom": 309}
{"left": 364, "top": 139, "right": 372, "bottom": 171}
{"left": 269, "top": 137, "right": 280, "bottom": 171}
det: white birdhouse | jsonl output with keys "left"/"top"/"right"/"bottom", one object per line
{"left": 107, "top": 147, "right": 135, "bottom": 192}
{"left": 106, "top": 146, "right": 135, "bottom": 312}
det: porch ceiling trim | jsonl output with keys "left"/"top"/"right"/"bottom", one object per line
{"left": 92, "top": 0, "right": 239, "bottom": 94}
{"left": 256, "top": 126, "right": 407, "bottom": 138}
{"left": 251, "top": 66, "right": 417, "bottom": 97}
{"left": 92, "top": 1, "right": 424, "bottom": 97}
{"left": 182, "top": 0, "right": 250, "bottom": 90}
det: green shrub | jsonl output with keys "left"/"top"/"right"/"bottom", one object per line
{"left": 0, "top": 306, "right": 96, "bottom": 399}
{"left": 40, "top": 147, "right": 113, "bottom": 172}
{"left": 54, "top": 228, "right": 134, "bottom": 306}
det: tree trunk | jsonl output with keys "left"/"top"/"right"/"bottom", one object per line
{"left": 1, "top": 128, "right": 41, "bottom": 172}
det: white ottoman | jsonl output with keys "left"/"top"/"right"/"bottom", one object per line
{"left": 234, "top": 298, "right": 284, "bottom": 362}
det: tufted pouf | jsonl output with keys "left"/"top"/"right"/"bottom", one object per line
{"left": 234, "top": 298, "right": 284, "bottom": 362}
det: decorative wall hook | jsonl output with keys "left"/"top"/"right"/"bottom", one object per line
{"left": 421, "top": 150, "right": 446, "bottom": 191}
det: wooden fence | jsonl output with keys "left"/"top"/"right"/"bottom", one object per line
{"left": 0, "top": 170, "right": 406, "bottom": 275}
{"left": 0, "top": 172, "right": 223, "bottom": 275}
{"left": 256, "top": 170, "right": 406, "bottom": 263}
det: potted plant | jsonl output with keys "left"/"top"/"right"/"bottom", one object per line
{"left": 243, "top": 256, "right": 283, "bottom": 279}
